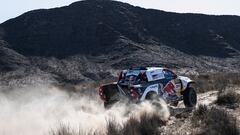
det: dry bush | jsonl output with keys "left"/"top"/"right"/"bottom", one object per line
{"left": 215, "top": 91, "right": 240, "bottom": 109}
{"left": 121, "top": 113, "right": 166, "bottom": 135}
{"left": 121, "top": 116, "right": 141, "bottom": 135}
{"left": 190, "top": 73, "right": 240, "bottom": 93}
{"left": 50, "top": 124, "right": 73, "bottom": 135}
{"left": 226, "top": 73, "right": 240, "bottom": 85}
{"left": 50, "top": 123, "right": 101, "bottom": 135}
{"left": 106, "top": 112, "right": 166, "bottom": 135}
{"left": 51, "top": 112, "right": 166, "bottom": 135}
{"left": 106, "top": 119, "right": 121, "bottom": 135}
{"left": 50, "top": 124, "right": 80, "bottom": 135}
{"left": 191, "top": 105, "right": 239, "bottom": 135}
{"left": 191, "top": 104, "right": 208, "bottom": 127}
{"left": 138, "top": 113, "right": 166, "bottom": 135}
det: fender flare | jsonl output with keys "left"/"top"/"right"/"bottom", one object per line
{"left": 140, "top": 84, "right": 159, "bottom": 101}
{"left": 187, "top": 81, "right": 195, "bottom": 89}
{"left": 178, "top": 76, "right": 195, "bottom": 90}
{"left": 181, "top": 81, "right": 195, "bottom": 94}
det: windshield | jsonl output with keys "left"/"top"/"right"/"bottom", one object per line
{"left": 118, "top": 70, "right": 147, "bottom": 85}
{"left": 124, "top": 75, "right": 138, "bottom": 82}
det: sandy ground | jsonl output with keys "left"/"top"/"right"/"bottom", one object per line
{"left": 0, "top": 84, "right": 239, "bottom": 135}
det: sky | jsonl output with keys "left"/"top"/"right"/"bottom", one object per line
{"left": 0, "top": 0, "right": 240, "bottom": 23}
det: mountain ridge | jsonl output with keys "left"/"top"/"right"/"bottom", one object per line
{"left": 1, "top": 0, "right": 240, "bottom": 57}
{"left": 0, "top": 0, "right": 240, "bottom": 84}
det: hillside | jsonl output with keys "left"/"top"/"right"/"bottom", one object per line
{"left": 0, "top": 1, "right": 240, "bottom": 135}
{"left": 0, "top": 0, "right": 240, "bottom": 84}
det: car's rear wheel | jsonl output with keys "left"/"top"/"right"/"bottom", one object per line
{"left": 183, "top": 87, "right": 197, "bottom": 107}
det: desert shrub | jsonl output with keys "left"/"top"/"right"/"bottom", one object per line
{"left": 106, "top": 119, "right": 121, "bottom": 135}
{"left": 121, "top": 116, "right": 141, "bottom": 135}
{"left": 121, "top": 113, "right": 166, "bottom": 135}
{"left": 138, "top": 113, "right": 166, "bottom": 135}
{"left": 50, "top": 124, "right": 73, "bottom": 135}
{"left": 226, "top": 73, "right": 240, "bottom": 85}
{"left": 215, "top": 91, "right": 240, "bottom": 108}
{"left": 191, "top": 105, "right": 239, "bottom": 135}
{"left": 191, "top": 104, "right": 208, "bottom": 127}
{"left": 50, "top": 123, "right": 101, "bottom": 135}
{"left": 51, "top": 112, "right": 166, "bottom": 135}
{"left": 190, "top": 73, "right": 240, "bottom": 93}
{"left": 50, "top": 124, "right": 82, "bottom": 135}
{"left": 190, "top": 74, "right": 222, "bottom": 93}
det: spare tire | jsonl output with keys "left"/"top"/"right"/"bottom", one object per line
{"left": 183, "top": 87, "right": 197, "bottom": 107}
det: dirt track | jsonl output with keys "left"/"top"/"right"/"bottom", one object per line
{"left": 0, "top": 83, "right": 239, "bottom": 135}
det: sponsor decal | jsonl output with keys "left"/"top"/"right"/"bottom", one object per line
{"left": 175, "top": 83, "right": 181, "bottom": 89}
{"left": 163, "top": 81, "right": 175, "bottom": 94}
{"left": 150, "top": 85, "right": 158, "bottom": 89}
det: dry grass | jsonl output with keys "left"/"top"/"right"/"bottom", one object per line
{"left": 106, "top": 118, "right": 121, "bottom": 135}
{"left": 191, "top": 105, "right": 239, "bottom": 135}
{"left": 190, "top": 73, "right": 240, "bottom": 93}
{"left": 50, "top": 112, "right": 166, "bottom": 135}
{"left": 215, "top": 91, "right": 240, "bottom": 109}
{"left": 106, "top": 112, "right": 167, "bottom": 135}
{"left": 50, "top": 124, "right": 79, "bottom": 135}
{"left": 50, "top": 72, "right": 240, "bottom": 135}
{"left": 49, "top": 123, "right": 103, "bottom": 135}
{"left": 122, "top": 113, "right": 166, "bottom": 135}
{"left": 191, "top": 104, "right": 208, "bottom": 127}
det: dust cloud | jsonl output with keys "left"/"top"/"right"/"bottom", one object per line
{"left": 0, "top": 84, "right": 169, "bottom": 135}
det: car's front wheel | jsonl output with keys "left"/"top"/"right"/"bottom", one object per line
{"left": 183, "top": 87, "right": 197, "bottom": 107}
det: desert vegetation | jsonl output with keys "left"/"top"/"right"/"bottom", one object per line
{"left": 215, "top": 90, "right": 240, "bottom": 109}
{"left": 1, "top": 72, "right": 240, "bottom": 135}
{"left": 190, "top": 72, "right": 240, "bottom": 93}
{"left": 0, "top": 0, "right": 240, "bottom": 134}
{"left": 50, "top": 104, "right": 240, "bottom": 135}
{"left": 191, "top": 104, "right": 239, "bottom": 135}
{"left": 49, "top": 72, "right": 240, "bottom": 135}
{"left": 50, "top": 112, "right": 167, "bottom": 135}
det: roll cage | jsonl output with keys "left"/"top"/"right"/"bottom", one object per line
{"left": 117, "top": 67, "right": 177, "bottom": 85}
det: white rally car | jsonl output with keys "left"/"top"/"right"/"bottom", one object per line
{"left": 99, "top": 67, "right": 197, "bottom": 108}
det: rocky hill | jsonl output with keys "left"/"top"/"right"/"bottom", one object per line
{"left": 0, "top": 0, "right": 240, "bottom": 85}
{"left": 0, "top": 1, "right": 240, "bottom": 134}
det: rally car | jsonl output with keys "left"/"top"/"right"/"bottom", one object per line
{"left": 98, "top": 67, "right": 197, "bottom": 108}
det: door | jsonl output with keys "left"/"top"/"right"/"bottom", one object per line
{"left": 161, "top": 69, "right": 182, "bottom": 98}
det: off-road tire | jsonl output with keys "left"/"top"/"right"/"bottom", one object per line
{"left": 183, "top": 87, "right": 197, "bottom": 107}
